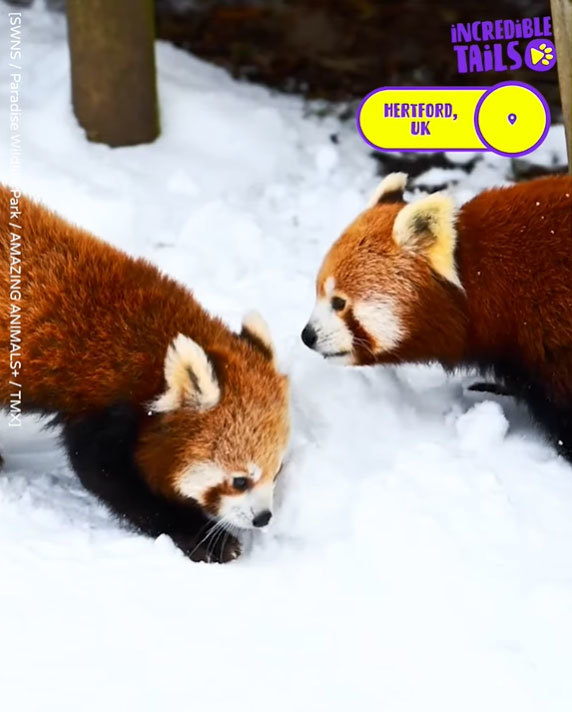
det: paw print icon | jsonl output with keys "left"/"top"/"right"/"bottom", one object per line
{"left": 525, "top": 39, "right": 557, "bottom": 71}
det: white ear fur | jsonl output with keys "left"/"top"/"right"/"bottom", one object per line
{"left": 152, "top": 334, "right": 220, "bottom": 413}
{"left": 393, "top": 192, "right": 462, "bottom": 288}
{"left": 241, "top": 310, "right": 276, "bottom": 361}
{"left": 367, "top": 172, "right": 408, "bottom": 208}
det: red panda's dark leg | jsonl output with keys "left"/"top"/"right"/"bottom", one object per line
{"left": 532, "top": 356, "right": 572, "bottom": 463}
{"left": 537, "top": 403, "right": 572, "bottom": 463}
{"left": 60, "top": 404, "right": 241, "bottom": 563}
{"left": 484, "top": 355, "right": 572, "bottom": 463}
{"left": 518, "top": 378, "right": 572, "bottom": 463}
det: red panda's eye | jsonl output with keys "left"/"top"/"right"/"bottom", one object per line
{"left": 232, "top": 477, "right": 249, "bottom": 492}
{"left": 331, "top": 296, "right": 346, "bottom": 311}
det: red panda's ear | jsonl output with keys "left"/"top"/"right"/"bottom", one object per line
{"left": 393, "top": 192, "right": 462, "bottom": 288}
{"left": 367, "top": 172, "right": 407, "bottom": 208}
{"left": 151, "top": 334, "right": 220, "bottom": 413}
{"left": 240, "top": 311, "right": 276, "bottom": 363}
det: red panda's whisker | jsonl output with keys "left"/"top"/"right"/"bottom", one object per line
{"left": 209, "top": 517, "right": 237, "bottom": 560}
{"left": 189, "top": 519, "right": 225, "bottom": 559}
{"left": 207, "top": 527, "right": 223, "bottom": 561}
{"left": 353, "top": 336, "right": 377, "bottom": 357}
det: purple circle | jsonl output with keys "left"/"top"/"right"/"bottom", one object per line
{"left": 524, "top": 39, "right": 557, "bottom": 72}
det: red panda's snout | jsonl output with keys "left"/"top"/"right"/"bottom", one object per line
{"left": 193, "top": 464, "right": 277, "bottom": 529}
{"left": 303, "top": 172, "right": 467, "bottom": 366}
{"left": 302, "top": 302, "right": 407, "bottom": 366}
{"left": 301, "top": 273, "right": 405, "bottom": 366}
{"left": 174, "top": 460, "right": 280, "bottom": 530}
{"left": 137, "top": 314, "right": 290, "bottom": 531}
{"left": 301, "top": 277, "right": 356, "bottom": 364}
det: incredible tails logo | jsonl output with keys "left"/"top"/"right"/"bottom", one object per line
{"left": 451, "top": 17, "right": 557, "bottom": 74}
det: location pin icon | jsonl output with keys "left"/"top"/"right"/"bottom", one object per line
{"left": 508, "top": 113, "right": 517, "bottom": 125}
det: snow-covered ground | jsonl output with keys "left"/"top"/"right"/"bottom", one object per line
{"left": 1, "top": 6, "right": 571, "bottom": 712}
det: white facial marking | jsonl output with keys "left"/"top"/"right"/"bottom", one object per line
{"left": 177, "top": 462, "right": 274, "bottom": 530}
{"left": 324, "top": 276, "right": 336, "bottom": 296}
{"left": 176, "top": 461, "right": 226, "bottom": 502}
{"left": 353, "top": 298, "right": 405, "bottom": 352}
{"left": 219, "top": 482, "right": 274, "bottom": 530}
{"left": 307, "top": 296, "right": 353, "bottom": 359}
{"left": 249, "top": 463, "right": 262, "bottom": 483}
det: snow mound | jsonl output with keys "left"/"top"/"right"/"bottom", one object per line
{"left": 456, "top": 401, "right": 510, "bottom": 452}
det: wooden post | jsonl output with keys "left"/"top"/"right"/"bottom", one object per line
{"left": 66, "top": 0, "right": 160, "bottom": 147}
{"left": 550, "top": 0, "right": 571, "bottom": 170}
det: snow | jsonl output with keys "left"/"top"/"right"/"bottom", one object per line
{"left": 1, "top": 7, "right": 572, "bottom": 712}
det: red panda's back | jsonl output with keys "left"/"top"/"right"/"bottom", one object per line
{"left": 456, "top": 175, "right": 572, "bottom": 364}
{"left": 0, "top": 186, "right": 232, "bottom": 414}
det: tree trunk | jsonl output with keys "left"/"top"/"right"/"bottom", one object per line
{"left": 550, "top": 0, "right": 571, "bottom": 171}
{"left": 66, "top": 0, "right": 160, "bottom": 147}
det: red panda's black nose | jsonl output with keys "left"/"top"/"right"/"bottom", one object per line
{"left": 252, "top": 510, "right": 272, "bottom": 528}
{"left": 301, "top": 324, "right": 317, "bottom": 349}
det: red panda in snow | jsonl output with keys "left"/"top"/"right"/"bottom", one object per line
{"left": 302, "top": 173, "right": 572, "bottom": 461}
{"left": 0, "top": 186, "right": 290, "bottom": 562}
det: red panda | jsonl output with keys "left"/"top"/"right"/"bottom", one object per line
{"left": 302, "top": 173, "right": 572, "bottom": 461}
{"left": 0, "top": 186, "right": 290, "bottom": 562}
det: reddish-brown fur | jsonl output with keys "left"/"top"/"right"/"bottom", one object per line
{"left": 0, "top": 188, "right": 239, "bottom": 414}
{"left": 313, "top": 175, "right": 572, "bottom": 458}
{"left": 0, "top": 186, "right": 290, "bottom": 560}
{"left": 318, "top": 202, "right": 468, "bottom": 366}
{"left": 457, "top": 177, "right": 572, "bottom": 401}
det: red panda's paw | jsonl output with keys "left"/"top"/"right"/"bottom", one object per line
{"left": 174, "top": 531, "right": 242, "bottom": 564}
